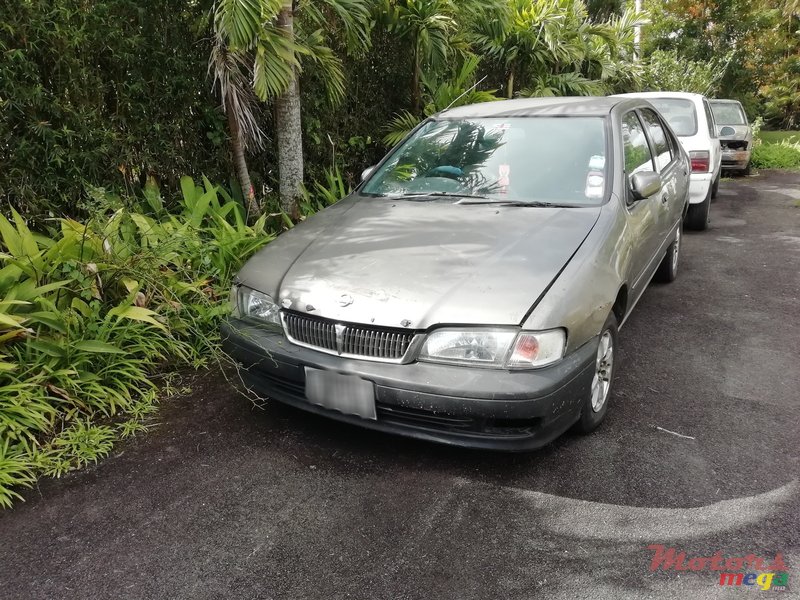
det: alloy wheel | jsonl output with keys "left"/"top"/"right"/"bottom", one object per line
{"left": 590, "top": 331, "right": 614, "bottom": 412}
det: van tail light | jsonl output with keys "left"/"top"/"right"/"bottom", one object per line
{"left": 690, "top": 151, "right": 710, "bottom": 173}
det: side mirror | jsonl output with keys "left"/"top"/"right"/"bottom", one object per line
{"left": 361, "top": 166, "right": 376, "bottom": 182}
{"left": 719, "top": 126, "right": 736, "bottom": 137}
{"left": 630, "top": 172, "right": 662, "bottom": 200}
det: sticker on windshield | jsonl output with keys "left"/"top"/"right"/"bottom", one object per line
{"left": 589, "top": 155, "right": 605, "bottom": 170}
{"left": 585, "top": 170, "right": 604, "bottom": 199}
{"left": 498, "top": 164, "right": 510, "bottom": 194}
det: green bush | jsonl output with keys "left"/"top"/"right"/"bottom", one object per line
{"left": 0, "top": 0, "right": 228, "bottom": 217}
{"left": 751, "top": 141, "right": 800, "bottom": 170}
{"left": 0, "top": 176, "right": 274, "bottom": 507}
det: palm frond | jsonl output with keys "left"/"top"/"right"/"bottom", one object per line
{"left": 252, "top": 22, "right": 303, "bottom": 101}
{"left": 300, "top": 0, "right": 373, "bottom": 54}
{"left": 214, "top": 0, "right": 282, "bottom": 49}
{"left": 382, "top": 111, "right": 423, "bottom": 146}
{"left": 208, "top": 35, "right": 268, "bottom": 150}
{"left": 299, "top": 29, "right": 346, "bottom": 105}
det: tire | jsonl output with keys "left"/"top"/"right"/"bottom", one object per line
{"left": 655, "top": 226, "right": 680, "bottom": 283}
{"left": 741, "top": 162, "right": 751, "bottom": 177}
{"left": 711, "top": 172, "right": 720, "bottom": 199}
{"left": 574, "top": 313, "right": 618, "bottom": 434}
{"left": 685, "top": 186, "right": 710, "bottom": 231}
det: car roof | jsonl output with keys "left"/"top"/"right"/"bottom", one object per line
{"left": 437, "top": 96, "right": 630, "bottom": 119}
{"left": 615, "top": 91, "right": 707, "bottom": 101}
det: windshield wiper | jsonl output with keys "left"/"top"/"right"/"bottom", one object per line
{"left": 391, "top": 192, "right": 491, "bottom": 200}
{"left": 455, "top": 199, "right": 575, "bottom": 208}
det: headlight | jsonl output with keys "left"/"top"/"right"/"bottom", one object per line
{"left": 419, "top": 328, "right": 565, "bottom": 369}
{"left": 232, "top": 285, "right": 281, "bottom": 328}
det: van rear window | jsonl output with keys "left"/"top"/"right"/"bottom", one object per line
{"left": 647, "top": 99, "right": 698, "bottom": 137}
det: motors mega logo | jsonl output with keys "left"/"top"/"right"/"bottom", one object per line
{"left": 647, "top": 545, "right": 790, "bottom": 591}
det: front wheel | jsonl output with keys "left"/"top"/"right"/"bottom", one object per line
{"left": 574, "top": 313, "right": 618, "bottom": 434}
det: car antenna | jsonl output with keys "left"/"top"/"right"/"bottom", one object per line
{"left": 443, "top": 76, "right": 488, "bottom": 112}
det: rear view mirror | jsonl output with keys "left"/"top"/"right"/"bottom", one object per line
{"left": 361, "top": 166, "right": 376, "bottom": 182}
{"left": 719, "top": 126, "right": 736, "bottom": 136}
{"left": 630, "top": 172, "right": 662, "bottom": 200}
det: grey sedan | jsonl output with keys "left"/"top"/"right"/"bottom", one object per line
{"left": 222, "top": 96, "right": 690, "bottom": 450}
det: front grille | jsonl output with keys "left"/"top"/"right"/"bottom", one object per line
{"left": 283, "top": 312, "right": 337, "bottom": 352}
{"left": 722, "top": 140, "right": 748, "bottom": 150}
{"left": 283, "top": 311, "right": 415, "bottom": 361}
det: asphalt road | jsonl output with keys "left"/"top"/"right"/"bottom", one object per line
{"left": 2, "top": 171, "right": 799, "bottom": 600}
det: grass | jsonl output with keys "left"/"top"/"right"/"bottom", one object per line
{"left": 758, "top": 130, "right": 800, "bottom": 145}
{"left": 750, "top": 130, "right": 800, "bottom": 171}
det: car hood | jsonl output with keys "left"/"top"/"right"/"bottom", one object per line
{"left": 717, "top": 125, "right": 751, "bottom": 140}
{"left": 236, "top": 196, "right": 601, "bottom": 329}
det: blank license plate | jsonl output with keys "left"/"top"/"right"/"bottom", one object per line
{"left": 304, "top": 368, "right": 376, "bottom": 420}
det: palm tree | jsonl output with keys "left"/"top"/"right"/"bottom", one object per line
{"left": 473, "top": 0, "right": 643, "bottom": 98}
{"left": 211, "top": 0, "right": 372, "bottom": 218}
{"left": 379, "top": 0, "right": 456, "bottom": 113}
{"left": 209, "top": 37, "right": 265, "bottom": 219}
{"left": 383, "top": 54, "right": 500, "bottom": 146}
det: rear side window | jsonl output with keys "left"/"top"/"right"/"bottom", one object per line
{"left": 622, "top": 112, "right": 654, "bottom": 179}
{"left": 703, "top": 100, "right": 717, "bottom": 138}
{"left": 648, "top": 98, "right": 697, "bottom": 137}
{"left": 640, "top": 108, "right": 672, "bottom": 170}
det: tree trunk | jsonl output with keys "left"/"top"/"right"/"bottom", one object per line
{"left": 226, "top": 96, "right": 258, "bottom": 219}
{"left": 507, "top": 67, "right": 515, "bottom": 99}
{"left": 276, "top": 0, "right": 304, "bottom": 219}
{"left": 411, "top": 41, "right": 421, "bottom": 113}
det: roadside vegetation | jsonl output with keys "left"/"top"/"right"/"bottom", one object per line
{"left": 751, "top": 137, "right": 800, "bottom": 170}
{"left": 1, "top": 0, "right": 797, "bottom": 505}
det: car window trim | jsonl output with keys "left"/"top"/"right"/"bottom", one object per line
{"left": 703, "top": 99, "right": 718, "bottom": 139}
{"left": 621, "top": 109, "right": 656, "bottom": 206}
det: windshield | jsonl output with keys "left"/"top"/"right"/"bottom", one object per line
{"left": 362, "top": 117, "right": 608, "bottom": 206}
{"left": 710, "top": 102, "right": 747, "bottom": 125}
{"left": 647, "top": 99, "right": 698, "bottom": 136}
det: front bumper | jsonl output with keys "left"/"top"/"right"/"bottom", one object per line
{"left": 720, "top": 148, "right": 751, "bottom": 170}
{"left": 221, "top": 319, "right": 598, "bottom": 451}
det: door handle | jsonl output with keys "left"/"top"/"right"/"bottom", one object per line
{"left": 661, "top": 193, "right": 670, "bottom": 204}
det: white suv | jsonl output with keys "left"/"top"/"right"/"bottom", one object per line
{"left": 615, "top": 92, "right": 721, "bottom": 231}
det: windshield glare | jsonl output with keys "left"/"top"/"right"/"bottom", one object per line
{"left": 647, "top": 99, "right": 698, "bottom": 136}
{"left": 710, "top": 102, "right": 747, "bottom": 126}
{"left": 362, "top": 117, "right": 607, "bottom": 205}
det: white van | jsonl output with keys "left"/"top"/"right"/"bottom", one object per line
{"left": 615, "top": 92, "right": 721, "bottom": 231}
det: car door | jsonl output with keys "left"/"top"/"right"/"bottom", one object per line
{"left": 663, "top": 117, "right": 690, "bottom": 215}
{"left": 638, "top": 107, "right": 685, "bottom": 241}
{"left": 620, "top": 110, "right": 663, "bottom": 300}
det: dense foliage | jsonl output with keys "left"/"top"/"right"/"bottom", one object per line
{"left": 643, "top": 0, "right": 800, "bottom": 128}
{"left": 0, "top": 177, "right": 275, "bottom": 506}
{"left": 0, "top": 0, "right": 228, "bottom": 216}
{"left": 751, "top": 138, "right": 800, "bottom": 169}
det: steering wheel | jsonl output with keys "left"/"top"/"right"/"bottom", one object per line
{"left": 426, "top": 165, "right": 463, "bottom": 180}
